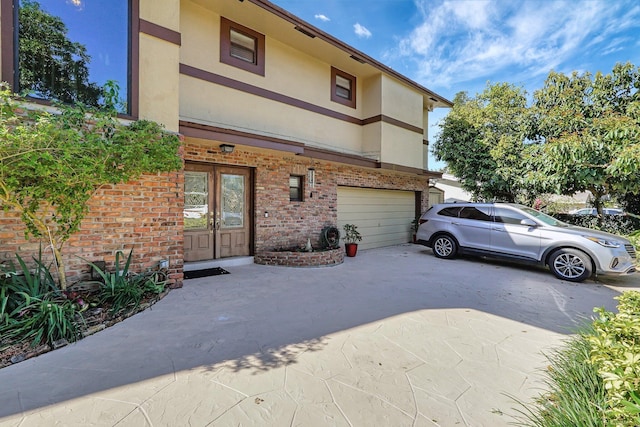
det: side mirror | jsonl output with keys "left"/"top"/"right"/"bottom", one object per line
{"left": 521, "top": 219, "right": 537, "bottom": 227}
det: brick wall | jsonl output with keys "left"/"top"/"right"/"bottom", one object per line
{"left": 0, "top": 171, "right": 184, "bottom": 286}
{"left": 183, "top": 139, "right": 431, "bottom": 251}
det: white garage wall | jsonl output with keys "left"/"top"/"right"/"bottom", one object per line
{"left": 337, "top": 187, "right": 415, "bottom": 250}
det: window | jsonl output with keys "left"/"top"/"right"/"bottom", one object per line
{"left": 331, "top": 67, "right": 356, "bottom": 108}
{"left": 493, "top": 207, "right": 528, "bottom": 225}
{"left": 289, "top": 175, "right": 303, "bottom": 202}
{"left": 437, "top": 207, "right": 462, "bottom": 217}
{"left": 459, "top": 207, "right": 492, "bottom": 221}
{"left": 220, "top": 17, "right": 265, "bottom": 76}
{"left": 8, "top": 0, "right": 131, "bottom": 114}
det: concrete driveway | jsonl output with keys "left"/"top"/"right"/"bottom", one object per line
{"left": 0, "top": 243, "right": 638, "bottom": 426}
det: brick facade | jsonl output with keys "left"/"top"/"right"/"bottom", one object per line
{"left": 183, "top": 139, "right": 431, "bottom": 252}
{"left": 0, "top": 137, "right": 431, "bottom": 287}
{"left": 0, "top": 172, "right": 185, "bottom": 287}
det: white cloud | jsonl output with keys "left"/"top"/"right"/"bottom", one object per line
{"left": 394, "top": 0, "right": 640, "bottom": 89}
{"left": 314, "top": 14, "right": 330, "bottom": 22}
{"left": 354, "top": 23, "right": 372, "bottom": 38}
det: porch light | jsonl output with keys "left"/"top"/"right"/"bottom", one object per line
{"left": 220, "top": 144, "right": 235, "bottom": 154}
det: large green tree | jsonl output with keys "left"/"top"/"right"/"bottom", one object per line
{"left": 0, "top": 83, "right": 182, "bottom": 289}
{"left": 433, "top": 83, "right": 533, "bottom": 202}
{"left": 531, "top": 62, "right": 640, "bottom": 216}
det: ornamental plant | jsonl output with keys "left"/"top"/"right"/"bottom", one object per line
{"left": 588, "top": 291, "right": 640, "bottom": 425}
{"left": 0, "top": 81, "right": 182, "bottom": 289}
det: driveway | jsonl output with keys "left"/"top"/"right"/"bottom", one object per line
{"left": 0, "top": 243, "right": 638, "bottom": 426}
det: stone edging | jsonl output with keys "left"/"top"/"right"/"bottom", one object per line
{"left": 254, "top": 247, "right": 344, "bottom": 267}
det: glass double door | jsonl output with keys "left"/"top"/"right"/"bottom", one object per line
{"left": 183, "top": 163, "right": 251, "bottom": 262}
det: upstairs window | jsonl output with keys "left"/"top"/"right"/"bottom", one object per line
{"left": 331, "top": 67, "right": 356, "bottom": 108}
{"left": 10, "top": 0, "right": 131, "bottom": 113}
{"left": 230, "top": 29, "right": 256, "bottom": 63}
{"left": 220, "top": 17, "right": 265, "bottom": 76}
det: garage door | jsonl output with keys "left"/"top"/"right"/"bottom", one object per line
{"left": 337, "top": 187, "right": 415, "bottom": 250}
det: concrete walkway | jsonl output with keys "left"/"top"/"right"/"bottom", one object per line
{"left": 1, "top": 244, "right": 638, "bottom": 426}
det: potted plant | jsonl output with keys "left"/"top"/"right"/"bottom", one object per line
{"left": 342, "top": 224, "right": 362, "bottom": 257}
{"left": 411, "top": 217, "right": 420, "bottom": 243}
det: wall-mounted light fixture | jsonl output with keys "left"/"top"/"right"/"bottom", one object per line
{"left": 308, "top": 168, "right": 315, "bottom": 188}
{"left": 220, "top": 144, "right": 235, "bottom": 154}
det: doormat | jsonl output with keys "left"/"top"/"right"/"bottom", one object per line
{"left": 184, "top": 267, "right": 230, "bottom": 279}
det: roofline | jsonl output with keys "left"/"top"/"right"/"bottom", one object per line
{"left": 247, "top": 0, "right": 453, "bottom": 108}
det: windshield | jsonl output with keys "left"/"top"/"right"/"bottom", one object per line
{"left": 519, "top": 206, "right": 567, "bottom": 226}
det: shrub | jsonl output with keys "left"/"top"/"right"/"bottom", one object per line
{"left": 0, "top": 251, "right": 82, "bottom": 349}
{"left": 514, "top": 291, "right": 640, "bottom": 427}
{"left": 588, "top": 291, "right": 640, "bottom": 426}
{"left": 512, "top": 330, "right": 607, "bottom": 426}
{"left": 553, "top": 213, "right": 640, "bottom": 236}
{"left": 88, "top": 250, "right": 167, "bottom": 315}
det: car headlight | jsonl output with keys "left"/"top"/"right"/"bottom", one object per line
{"left": 583, "top": 236, "right": 621, "bottom": 248}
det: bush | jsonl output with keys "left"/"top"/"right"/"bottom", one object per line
{"left": 514, "top": 291, "right": 640, "bottom": 427}
{"left": 588, "top": 291, "right": 640, "bottom": 426}
{"left": 1, "top": 248, "right": 168, "bottom": 356}
{"left": 553, "top": 213, "right": 640, "bottom": 236}
{"left": 512, "top": 329, "right": 607, "bottom": 426}
{"left": 0, "top": 251, "right": 82, "bottom": 349}
{"left": 88, "top": 250, "right": 167, "bottom": 315}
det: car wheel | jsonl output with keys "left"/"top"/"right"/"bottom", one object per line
{"left": 548, "top": 248, "right": 593, "bottom": 282}
{"left": 432, "top": 234, "right": 457, "bottom": 259}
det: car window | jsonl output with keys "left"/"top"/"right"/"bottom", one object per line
{"left": 494, "top": 207, "right": 528, "bottom": 224}
{"left": 437, "top": 207, "right": 463, "bottom": 217}
{"left": 519, "top": 206, "right": 567, "bottom": 226}
{"left": 459, "top": 206, "right": 492, "bottom": 221}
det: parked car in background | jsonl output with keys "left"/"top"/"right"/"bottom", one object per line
{"left": 416, "top": 202, "right": 637, "bottom": 282}
{"left": 569, "top": 208, "right": 625, "bottom": 216}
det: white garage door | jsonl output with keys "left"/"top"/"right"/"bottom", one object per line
{"left": 337, "top": 187, "right": 415, "bottom": 250}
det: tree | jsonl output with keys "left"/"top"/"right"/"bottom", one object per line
{"left": 433, "top": 83, "right": 533, "bottom": 202}
{"left": 531, "top": 63, "right": 640, "bottom": 218}
{"left": 18, "top": 0, "right": 101, "bottom": 106}
{"left": 0, "top": 82, "right": 182, "bottom": 289}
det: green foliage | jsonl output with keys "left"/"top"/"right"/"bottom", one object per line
{"left": 512, "top": 330, "right": 607, "bottom": 427}
{"left": 88, "top": 250, "right": 167, "bottom": 315}
{"left": 433, "top": 84, "right": 534, "bottom": 202}
{"left": 433, "top": 62, "right": 640, "bottom": 212}
{"left": 0, "top": 250, "right": 81, "bottom": 349}
{"left": 553, "top": 213, "right": 640, "bottom": 236}
{"left": 588, "top": 291, "right": 640, "bottom": 425}
{"left": 531, "top": 63, "right": 640, "bottom": 221}
{"left": 0, "top": 81, "right": 182, "bottom": 288}
{"left": 628, "top": 230, "right": 640, "bottom": 257}
{"left": 514, "top": 292, "right": 640, "bottom": 426}
{"left": 342, "top": 224, "right": 362, "bottom": 244}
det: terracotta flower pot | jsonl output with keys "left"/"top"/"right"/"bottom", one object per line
{"left": 345, "top": 243, "right": 358, "bottom": 257}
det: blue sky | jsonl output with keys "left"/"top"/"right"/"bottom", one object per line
{"left": 271, "top": 0, "right": 640, "bottom": 170}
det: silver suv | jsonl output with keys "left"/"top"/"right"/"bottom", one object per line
{"left": 416, "top": 202, "right": 637, "bottom": 282}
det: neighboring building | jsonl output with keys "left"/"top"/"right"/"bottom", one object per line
{"left": 0, "top": 0, "right": 451, "bottom": 284}
{"left": 432, "top": 174, "right": 473, "bottom": 204}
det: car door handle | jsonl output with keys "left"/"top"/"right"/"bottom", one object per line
{"left": 492, "top": 227, "right": 505, "bottom": 231}
{"left": 452, "top": 221, "right": 460, "bottom": 225}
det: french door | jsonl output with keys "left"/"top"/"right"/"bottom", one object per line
{"left": 183, "top": 164, "right": 251, "bottom": 262}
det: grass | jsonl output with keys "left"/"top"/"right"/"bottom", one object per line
{"left": 512, "top": 329, "right": 608, "bottom": 426}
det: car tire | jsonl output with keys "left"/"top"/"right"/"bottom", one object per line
{"left": 432, "top": 234, "right": 457, "bottom": 259}
{"left": 548, "top": 248, "right": 593, "bottom": 282}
